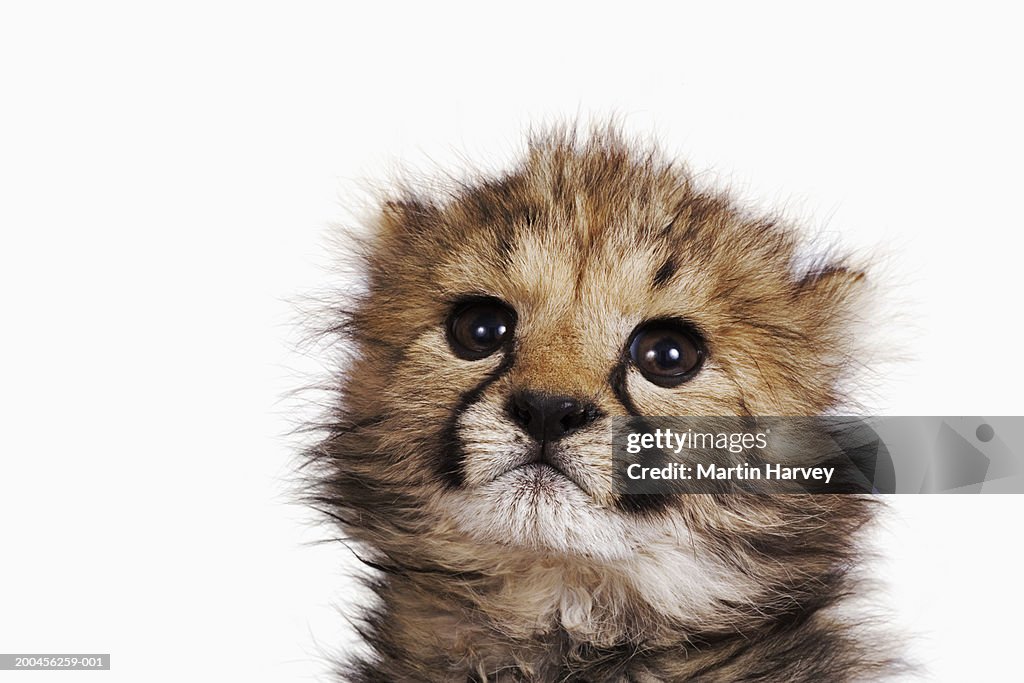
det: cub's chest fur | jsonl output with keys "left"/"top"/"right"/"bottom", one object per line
{"left": 306, "top": 127, "right": 901, "bottom": 681}
{"left": 424, "top": 540, "right": 760, "bottom": 644}
{"left": 381, "top": 552, "right": 749, "bottom": 682}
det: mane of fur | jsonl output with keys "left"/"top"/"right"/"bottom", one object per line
{"left": 303, "top": 127, "right": 905, "bottom": 681}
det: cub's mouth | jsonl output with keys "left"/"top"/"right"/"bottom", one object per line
{"left": 499, "top": 444, "right": 592, "bottom": 496}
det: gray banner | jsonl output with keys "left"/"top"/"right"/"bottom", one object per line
{"left": 0, "top": 654, "right": 110, "bottom": 670}
{"left": 611, "top": 416, "right": 1024, "bottom": 494}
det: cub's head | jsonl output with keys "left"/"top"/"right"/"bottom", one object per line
{"left": 318, "top": 130, "right": 868, "bottom": 562}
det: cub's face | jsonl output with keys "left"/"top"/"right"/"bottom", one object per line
{"left": 341, "top": 138, "right": 863, "bottom": 559}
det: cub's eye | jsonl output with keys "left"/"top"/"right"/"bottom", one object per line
{"left": 447, "top": 299, "right": 516, "bottom": 360}
{"left": 628, "top": 321, "right": 706, "bottom": 386}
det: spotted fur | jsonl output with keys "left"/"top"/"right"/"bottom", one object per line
{"left": 305, "top": 127, "right": 903, "bottom": 681}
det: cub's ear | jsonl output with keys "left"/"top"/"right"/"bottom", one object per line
{"left": 793, "top": 265, "right": 868, "bottom": 311}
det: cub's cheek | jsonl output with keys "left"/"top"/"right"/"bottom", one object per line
{"left": 548, "top": 428, "right": 619, "bottom": 504}
{"left": 453, "top": 398, "right": 531, "bottom": 487}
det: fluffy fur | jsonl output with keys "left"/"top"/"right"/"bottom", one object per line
{"left": 305, "top": 127, "right": 902, "bottom": 681}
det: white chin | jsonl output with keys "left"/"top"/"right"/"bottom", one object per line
{"left": 444, "top": 464, "right": 635, "bottom": 560}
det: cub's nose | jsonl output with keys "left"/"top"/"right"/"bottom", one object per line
{"left": 508, "top": 391, "right": 599, "bottom": 442}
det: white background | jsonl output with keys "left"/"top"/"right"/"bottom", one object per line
{"left": 1, "top": 2, "right": 1022, "bottom": 681}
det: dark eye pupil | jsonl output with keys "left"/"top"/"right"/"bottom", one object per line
{"left": 644, "top": 339, "right": 682, "bottom": 369}
{"left": 469, "top": 317, "right": 506, "bottom": 345}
